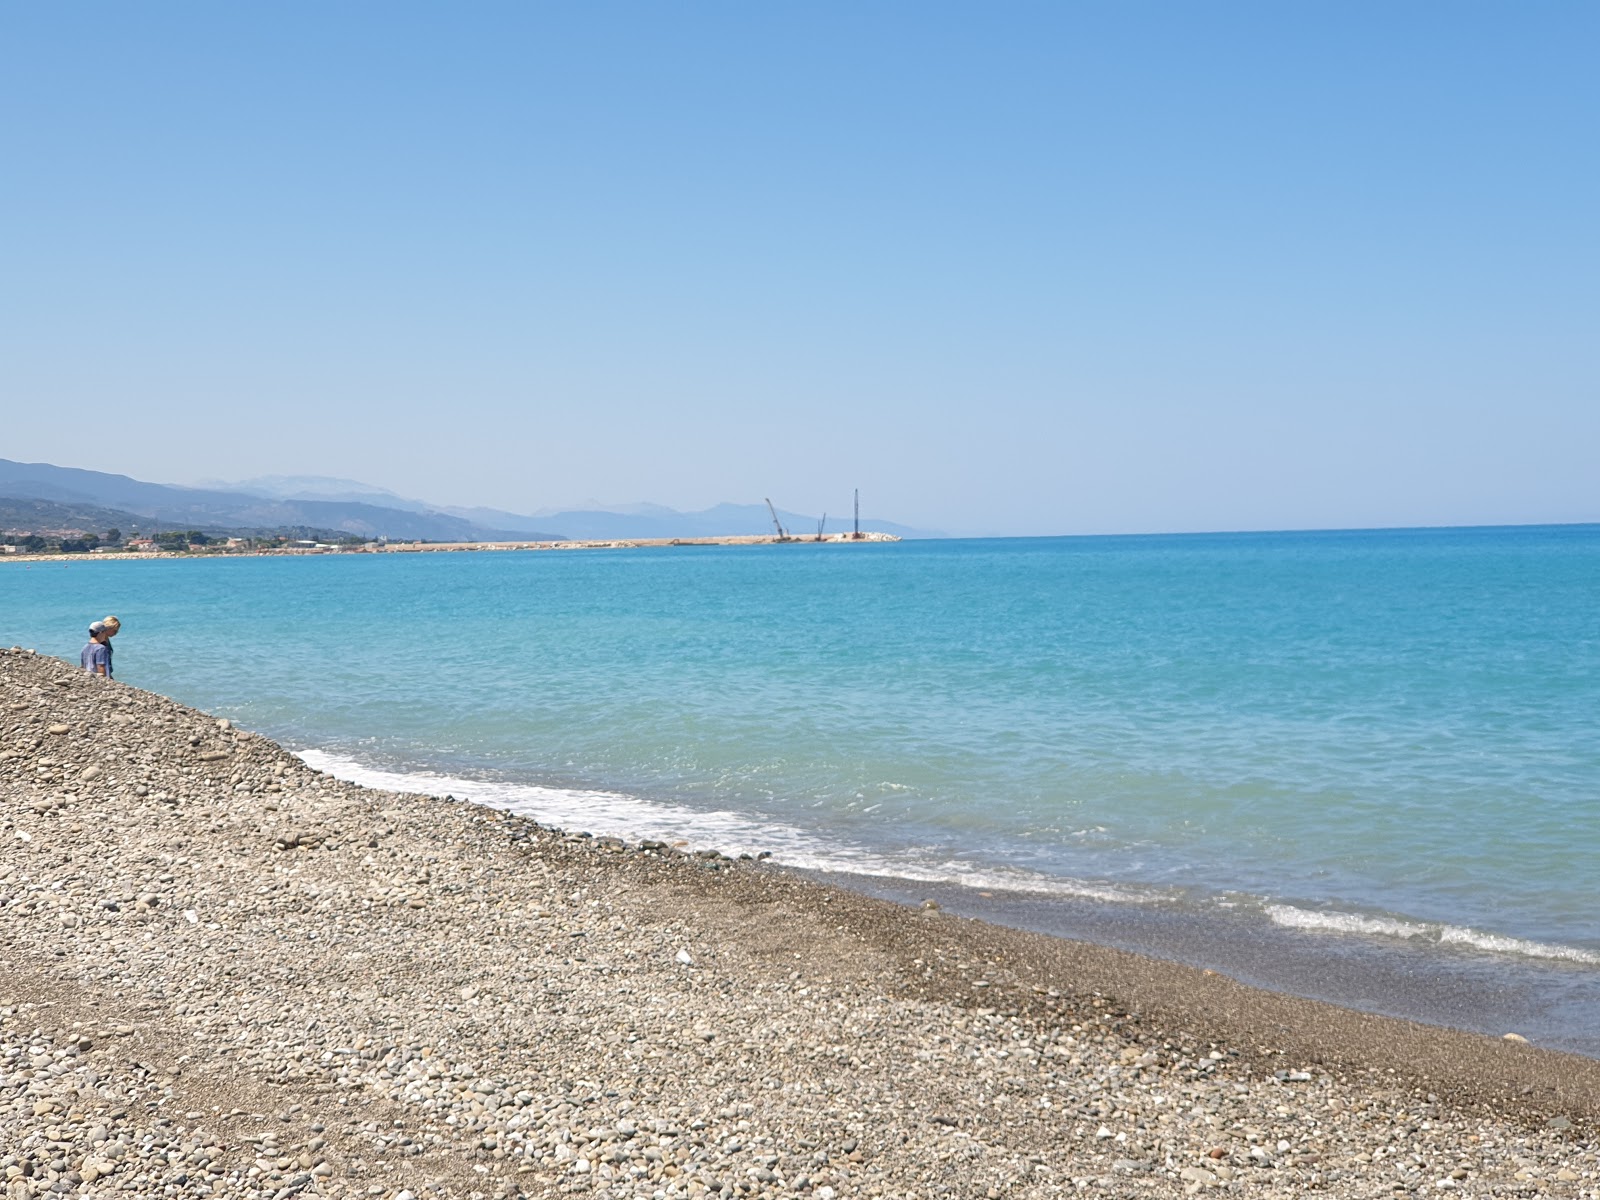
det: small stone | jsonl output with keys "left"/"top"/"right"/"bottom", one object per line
{"left": 1502, "top": 1032, "right": 1529, "bottom": 1043}
{"left": 48, "top": 724, "right": 70, "bottom": 735}
{"left": 675, "top": 949, "right": 694, "bottom": 965}
{"left": 81, "top": 765, "right": 103, "bottom": 781}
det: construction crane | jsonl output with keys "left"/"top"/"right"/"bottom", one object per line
{"left": 764, "top": 498, "right": 790, "bottom": 541}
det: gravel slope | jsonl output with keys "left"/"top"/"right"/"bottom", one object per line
{"left": 2, "top": 646, "right": 1595, "bottom": 1199}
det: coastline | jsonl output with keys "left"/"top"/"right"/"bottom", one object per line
{"left": 301, "top": 749, "right": 1600, "bottom": 1061}
{"left": 2, "top": 648, "right": 1596, "bottom": 1197}
{"left": 0, "top": 532, "right": 900, "bottom": 565}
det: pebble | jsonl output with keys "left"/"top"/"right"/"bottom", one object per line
{"left": 0, "top": 645, "right": 1594, "bottom": 1200}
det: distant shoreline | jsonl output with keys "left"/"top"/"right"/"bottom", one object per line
{"left": 0, "top": 531, "right": 901, "bottom": 564}
{"left": 374, "top": 532, "right": 902, "bottom": 552}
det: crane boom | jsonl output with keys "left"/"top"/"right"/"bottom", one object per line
{"left": 764, "top": 498, "right": 788, "bottom": 540}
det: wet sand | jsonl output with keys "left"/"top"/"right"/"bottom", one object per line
{"left": 829, "top": 872, "right": 1600, "bottom": 1061}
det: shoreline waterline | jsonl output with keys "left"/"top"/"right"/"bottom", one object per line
{"left": 6, "top": 526, "right": 1598, "bottom": 1065}
{"left": 5, "top": 526, "right": 1590, "bottom": 978}
{"left": 0, "top": 529, "right": 900, "bottom": 565}
{"left": 5, "top": 646, "right": 1600, "bottom": 1200}
{"left": 296, "top": 745, "right": 1600, "bottom": 1059}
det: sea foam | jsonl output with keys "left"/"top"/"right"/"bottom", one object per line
{"left": 295, "top": 749, "right": 1153, "bottom": 906}
{"left": 1265, "top": 903, "right": 1600, "bottom": 965}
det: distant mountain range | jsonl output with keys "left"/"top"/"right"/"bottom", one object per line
{"left": 0, "top": 459, "right": 928, "bottom": 542}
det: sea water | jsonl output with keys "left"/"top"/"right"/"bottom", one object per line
{"left": 5, "top": 526, "right": 1598, "bottom": 1050}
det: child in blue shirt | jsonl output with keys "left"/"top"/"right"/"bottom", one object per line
{"left": 81, "top": 622, "right": 111, "bottom": 678}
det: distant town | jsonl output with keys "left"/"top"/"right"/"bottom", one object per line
{"left": 0, "top": 528, "right": 367, "bottom": 556}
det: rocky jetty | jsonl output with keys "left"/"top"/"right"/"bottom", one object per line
{"left": 1, "top": 646, "right": 1596, "bottom": 1198}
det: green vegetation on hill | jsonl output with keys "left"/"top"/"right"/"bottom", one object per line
{"left": 0, "top": 498, "right": 369, "bottom": 554}
{"left": 0, "top": 498, "right": 150, "bottom": 538}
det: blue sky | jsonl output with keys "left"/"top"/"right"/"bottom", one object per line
{"left": 3, "top": 3, "right": 1595, "bottom": 536}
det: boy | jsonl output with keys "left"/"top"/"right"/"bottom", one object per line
{"left": 81, "top": 621, "right": 112, "bottom": 678}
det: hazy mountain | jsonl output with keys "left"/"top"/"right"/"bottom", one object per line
{"left": 0, "top": 458, "right": 247, "bottom": 513}
{"left": 211, "top": 475, "right": 437, "bottom": 513}
{"left": 0, "top": 459, "right": 931, "bottom": 541}
{"left": 0, "top": 497, "right": 154, "bottom": 535}
{"left": 0, "top": 459, "right": 554, "bottom": 541}
{"left": 0, "top": 496, "right": 364, "bottom": 544}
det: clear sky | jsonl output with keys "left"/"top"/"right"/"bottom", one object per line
{"left": 3, "top": 3, "right": 1596, "bottom": 536}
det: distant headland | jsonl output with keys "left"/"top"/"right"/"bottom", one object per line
{"left": 0, "top": 457, "right": 925, "bottom": 555}
{"left": 2, "top": 531, "right": 900, "bottom": 562}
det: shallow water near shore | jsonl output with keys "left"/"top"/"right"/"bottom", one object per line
{"left": 5, "top": 525, "right": 1598, "bottom": 1052}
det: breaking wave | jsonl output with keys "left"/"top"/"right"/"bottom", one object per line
{"left": 1265, "top": 903, "right": 1600, "bottom": 965}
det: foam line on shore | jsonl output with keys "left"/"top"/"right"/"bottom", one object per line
{"left": 294, "top": 748, "right": 1153, "bottom": 905}
{"left": 1265, "top": 903, "right": 1600, "bottom": 964}
{"left": 9, "top": 643, "right": 1600, "bottom": 1173}
{"left": 301, "top": 749, "right": 1600, "bottom": 974}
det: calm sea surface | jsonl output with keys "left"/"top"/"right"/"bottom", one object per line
{"left": 5, "top": 527, "right": 1598, "bottom": 1050}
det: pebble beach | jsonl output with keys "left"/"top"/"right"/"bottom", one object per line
{"left": 3, "top": 646, "right": 1597, "bottom": 1200}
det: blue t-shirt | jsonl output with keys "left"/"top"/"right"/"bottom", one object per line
{"left": 81, "top": 641, "right": 110, "bottom": 677}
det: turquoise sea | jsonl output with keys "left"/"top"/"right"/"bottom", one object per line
{"left": 5, "top": 526, "right": 1598, "bottom": 1052}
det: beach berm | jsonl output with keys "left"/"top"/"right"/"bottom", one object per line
{"left": 1, "top": 646, "right": 1595, "bottom": 1198}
